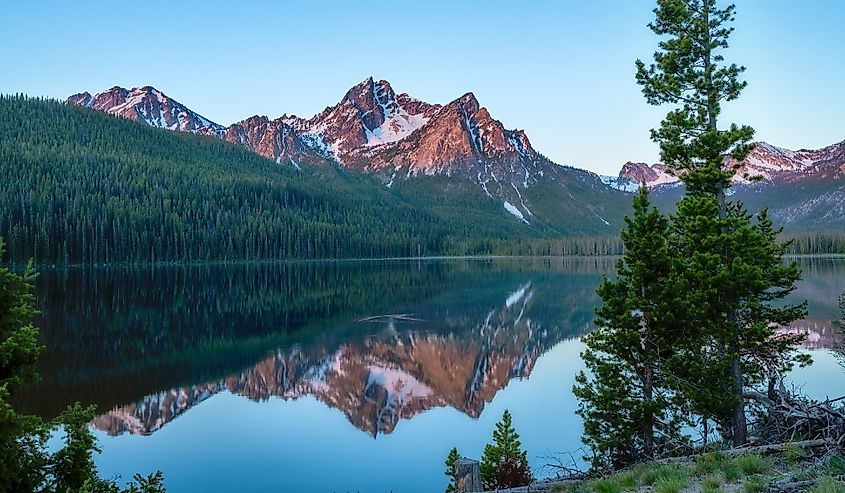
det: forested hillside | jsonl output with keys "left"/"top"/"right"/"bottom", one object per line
{"left": 0, "top": 95, "right": 445, "bottom": 263}
{"left": 0, "top": 96, "right": 623, "bottom": 264}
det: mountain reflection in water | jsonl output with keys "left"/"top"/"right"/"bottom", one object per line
{"left": 18, "top": 257, "right": 844, "bottom": 442}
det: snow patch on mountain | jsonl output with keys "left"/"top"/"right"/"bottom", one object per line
{"left": 504, "top": 201, "right": 529, "bottom": 224}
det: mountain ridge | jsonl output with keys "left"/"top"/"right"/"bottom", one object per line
{"left": 65, "top": 79, "right": 626, "bottom": 233}
{"left": 610, "top": 139, "right": 845, "bottom": 190}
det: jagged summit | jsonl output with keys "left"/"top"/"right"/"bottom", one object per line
{"left": 67, "top": 85, "right": 225, "bottom": 136}
{"left": 66, "top": 79, "right": 563, "bottom": 223}
{"left": 67, "top": 77, "right": 621, "bottom": 233}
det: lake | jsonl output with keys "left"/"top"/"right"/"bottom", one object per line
{"left": 18, "top": 257, "right": 845, "bottom": 493}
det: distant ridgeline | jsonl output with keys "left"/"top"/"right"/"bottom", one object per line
{"left": 0, "top": 95, "right": 840, "bottom": 264}
{"left": 0, "top": 95, "right": 622, "bottom": 264}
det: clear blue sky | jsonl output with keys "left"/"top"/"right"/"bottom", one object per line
{"left": 2, "top": 0, "right": 842, "bottom": 175}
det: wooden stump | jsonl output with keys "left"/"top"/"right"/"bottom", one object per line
{"left": 455, "top": 458, "right": 482, "bottom": 493}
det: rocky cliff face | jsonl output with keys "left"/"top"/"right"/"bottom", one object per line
{"left": 67, "top": 86, "right": 224, "bottom": 136}
{"left": 67, "top": 78, "right": 567, "bottom": 220}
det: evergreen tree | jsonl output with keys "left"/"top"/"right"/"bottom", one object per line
{"left": 0, "top": 237, "right": 48, "bottom": 491}
{"left": 574, "top": 189, "right": 689, "bottom": 470}
{"left": 635, "top": 0, "right": 804, "bottom": 445}
{"left": 444, "top": 447, "right": 460, "bottom": 493}
{"left": 480, "top": 410, "right": 532, "bottom": 490}
{"left": 669, "top": 193, "right": 807, "bottom": 439}
{"left": 0, "top": 236, "right": 167, "bottom": 492}
{"left": 51, "top": 403, "right": 101, "bottom": 492}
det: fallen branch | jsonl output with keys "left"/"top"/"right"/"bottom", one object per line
{"left": 771, "top": 475, "right": 845, "bottom": 491}
{"left": 654, "top": 439, "right": 833, "bottom": 464}
{"left": 356, "top": 313, "right": 423, "bottom": 322}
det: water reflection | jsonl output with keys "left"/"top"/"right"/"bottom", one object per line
{"left": 19, "top": 258, "right": 610, "bottom": 434}
{"left": 13, "top": 257, "right": 844, "bottom": 492}
{"left": 18, "top": 258, "right": 844, "bottom": 441}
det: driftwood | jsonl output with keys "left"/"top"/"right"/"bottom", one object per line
{"left": 356, "top": 313, "right": 423, "bottom": 322}
{"left": 654, "top": 438, "right": 834, "bottom": 464}
{"left": 744, "top": 389, "right": 845, "bottom": 446}
{"left": 770, "top": 475, "right": 845, "bottom": 491}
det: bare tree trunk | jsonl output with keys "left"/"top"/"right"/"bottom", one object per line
{"left": 643, "top": 363, "right": 655, "bottom": 459}
{"left": 720, "top": 183, "right": 747, "bottom": 447}
{"left": 703, "top": 0, "right": 747, "bottom": 446}
{"left": 730, "top": 337, "right": 748, "bottom": 446}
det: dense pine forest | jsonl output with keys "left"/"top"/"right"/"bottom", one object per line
{"left": 0, "top": 95, "right": 455, "bottom": 263}
{"left": 0, "top": 95, "right": 840, "bottom": 265}
{"left": 0, "top": 95, "right": 631, "bottom": 264}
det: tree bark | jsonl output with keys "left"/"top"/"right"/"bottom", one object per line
{"left": 643, "top": 362, "right": 655, "bottom": 459}
{"left": 729, "top": 339, "right": 748, "bottom": 446}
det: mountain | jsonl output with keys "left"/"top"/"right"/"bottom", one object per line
{"left": 66, "top": 79, "right": 627, "bottom": 233}
{"left": 607, "top": 140, "right": 845, "bottom": 231}
{"left": 610, "top": 140, "right": 845, "bottom": 190}
{"left": 67, "top": 86, "right": 225, "bottom": 136}
{"left": 0, "top": 95, "right": 628, "bottom": 265}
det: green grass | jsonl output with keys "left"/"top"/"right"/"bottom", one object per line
{"left": 641, "top": 464, "right": 689, "bottom": 486}
{"left": 653, "top": 477, "right": 687, "bottom": 493}
{"left": 556, "top": 447, "right": 841, "bottom": 493}
{"left": 734, "top": 454, "right": 773, "bottom": 476}
{"left": 782, "top": 443, "right": 809, "bottom": 464}
{"left": 694, "top": 452, "right": 723, "bottom": 475}
{"left": 702, "top": 473, "right": 723, "bottom": 489}
{"left": 826, "top": 455, "right": 845, "bottom": 476}
{"left": 811, "top": 476, "right": 845, "bottom": 493}
{"left": 720, "top": 461, "right": 742, "bottom": 483}
{"left": 616, "top": 471, "right": 640, "bottom": 491}
{"left": 742, "top": 476, "right": 768, "bottom": 493}
{"left": 592, "top": 478, "right": 622, "bottom": 493}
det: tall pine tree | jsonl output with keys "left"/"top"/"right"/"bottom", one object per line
{"left": 0, "top": 238, "right": 48, "bottom": 491}
{"left": 635, "top": 0, "right": 805, "bottom": 445}
{"left": 575, "top": 189, "right": 689, "bottom": 470}
{"left": 668, "top": 191, "right": 807, "bottom": 440}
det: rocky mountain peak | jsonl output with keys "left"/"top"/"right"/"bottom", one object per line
{"left": 612, "top": 139, "right": 845, "bottom": 191}
{"left": 67, "top": 79, "right": 583, "bottom": 226}
{"left": 66, "top": 85, "right": 224, "bottom": 136}
{"left": 455, "top": 92, "right": 480, "bottom": 112}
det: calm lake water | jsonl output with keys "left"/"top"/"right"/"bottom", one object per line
{"left": 18, "top": 257, "right": 845, "bottom": 493}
